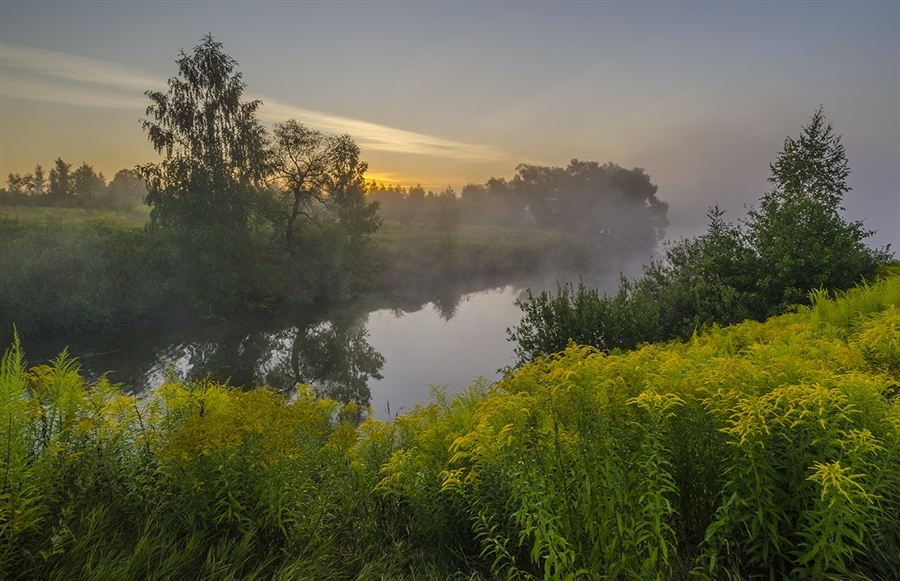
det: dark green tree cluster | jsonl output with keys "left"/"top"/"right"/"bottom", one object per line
{"left": 510, "top": 107, "right": 893, "bottom": 365}
{"left": 370, "top": 161, "right": 669, "bottom": 260}
{"left": 135, "top": 34, "right": 380, "bottom": 311}
{"left": 463, "top": 161, "right": 669, "bottom": 260}
{"left": 3, "top": 161, "right": 146, "bottom": 210}
{"left": 501, "top": 161, "right": 668, "bottom": 254}
{"left": 367, "top": 183, "right": 460, "bottom": 230}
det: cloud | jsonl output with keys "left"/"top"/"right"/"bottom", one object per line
{"left": 1, "top": 71, "right": 146, "bottom": 109}
{"left": 255, "top": 97, "right": 504, "bottom": 161}
{"left": 1, "top": 41, "right": 165, "bottom": 95}
{"left": 1, "top": 41, "right": 504, "bottom": 161}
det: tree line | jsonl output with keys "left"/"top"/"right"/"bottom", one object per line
{"left": 133, "top": 33, "right": 669, "bottom": 265}
{"left": 368, "top": 160, "right": 669, "bottom": 261}
{"left": 510, "top": 107, "right": 894, "bottom": 365}
{"left": 3, "top": 161, "right": 146, "bottom": 211}
{"left": 2, "top": 34, "right": 673, "bottom": 331}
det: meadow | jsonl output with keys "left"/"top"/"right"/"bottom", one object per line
{"left": 0, "top": 204, "right": 595, "bottom": 338}
{"left": 2, "top": 270, "right": 897, "bottom": 580}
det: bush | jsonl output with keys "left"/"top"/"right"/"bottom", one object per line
{"left": 0, "top": 214, "right": 173, "bottom": 334}
{"left": 386, "top": 274, "right": 900, "bottom": 579}
{"left": 4, "top": 271, "right": 898, "bottom": 580}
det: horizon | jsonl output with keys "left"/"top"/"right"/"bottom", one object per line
{"left": 1, "top": 1, "right": 897, "bottom": 249}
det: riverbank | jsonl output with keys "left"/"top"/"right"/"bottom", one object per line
{"left": 3, "top": 272, "right": 897, "bottom": 579}
{"left": 0, "top": 204, "right": 610, "bottom": 340}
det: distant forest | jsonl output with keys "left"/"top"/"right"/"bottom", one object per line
{"left": 2, "top": 161, "right": 146, "bottom": 211}
{"left": 3, "top": 156, "right": 669, "bottom": 263}
{"left": 368, "top": 159, "right": 668, "bottom": 261}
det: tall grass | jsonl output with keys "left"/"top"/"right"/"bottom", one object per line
{"left": 2, "top": 274, "right": 899, "bottom": 579}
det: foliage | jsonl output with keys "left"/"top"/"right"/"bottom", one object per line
{"left": 383, "top": 273, "right": 900, "bottom": 579}
{"left": 510, "top": 109, "right": 892, "bottom": 361}
{"left": 48, "top": 158, "right": 73, "bottom": 201}
{"left": 130, "top": 36, "right": 380, "bottom": 313}
{"left": 0, "top": 342, "right": 395, "bottom": 579}
{"left": 4, "top": 162, "right": 144, "bottom": 211}
{"left": 4, "top": 164, "right": 46, "bottom": 199}
{"left": 139, "top": 34, "right": 268, "bottom": 233}
{"left": 509, "top": 160, "right": 669, "bottom": 258}
{"left": 371, "top": 160, "right": 669, "bottom": 262}
{"left": 105, "top": 168, "right": 148, "bottom": 209}
{"left": 508, "top": 278, "right": 660, "bottom": 365}
{"left": 369, "top": 183, "right": 463, "bottom": 229}
{"left": 2, "top": 273, "right": 900, "bottom": 579}
{"left": 269, "top": 120, "right": 381, "bottom": 255}
{"left": 0, "top": 206, "right": 597, "bottom": 336}
{"left": 748, "top": 106, "right": 891, "bottom": 313}
{"left": 0, "top": 210, "right": 172, "bottom": 334}
{"left": 326, "top": 135, "right": 382, "bottom": 252}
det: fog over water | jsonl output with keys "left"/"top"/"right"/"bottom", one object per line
{"left": 18, "top": 269, "right": 632, "bottom": 421}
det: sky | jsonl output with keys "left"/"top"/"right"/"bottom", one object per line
{"left": 1, "top": 1, "right": 898, "bottom": 249}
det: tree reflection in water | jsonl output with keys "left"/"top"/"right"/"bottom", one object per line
{"left": 286, "top": 314, "right": 385, "bottom": 408}
{"left": 23, "top": 276, "right": 516, "bottom": 417}
{"left": 143, "top": 307, "right": 386, "bottom": 413}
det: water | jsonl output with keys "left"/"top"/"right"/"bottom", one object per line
{"left": 16, "top": 283, "right": 538, "bottom": 421}
{"left": 16, "top": 272, "right": 626, "bottom": 422}
{"left": 366, "top": 285, "right": 525, "bottom": 419}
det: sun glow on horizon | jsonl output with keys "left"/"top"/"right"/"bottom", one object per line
{"left": 364, "top": 171, "right": 463, "bottom": 194}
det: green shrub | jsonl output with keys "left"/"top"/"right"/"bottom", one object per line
{"left": 3, "top": 273, "right": 899, "bottom": 579}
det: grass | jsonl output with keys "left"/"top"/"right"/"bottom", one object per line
{"left": 0, "top": 203, "right": 150, "bottom": 228}
{"left": 3, "top": 273, "right": 898, "bottom": 579}
{"left": 369, "top": 220, "right": 597, "bottom": 290}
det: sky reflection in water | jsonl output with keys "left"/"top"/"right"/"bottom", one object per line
{"left": 365, "top": 285, "right": 525, "bottom": 420}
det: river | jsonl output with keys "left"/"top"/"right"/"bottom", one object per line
{"left": 16, "top": 272, "right": 627, "bottom": 422}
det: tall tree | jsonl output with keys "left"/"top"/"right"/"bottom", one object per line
{"left": 269, "top": 121, "right": 380, "bottom": 253}
{"left": 72, "top": 162, "right": 106, "bottom": 200}
{"left": 5, "top": 174, "right": 26, "bottom": 195}
{"left": 269, "top": 120, "right": 338, "bottom": 252}
{"left": 29, "top": 164, "right": 46, "bottom": 196}
{"left": 138, "top": 34, "right": 268, "bottom": 232}
{"left": 327, "top": 134, "right": 381, "bottom": 248}
{"left": 48, "top": 158, "right": 73, "bottom": 201}
{"left": 137, "top": 35, "right": 274, "bottom": 311}
{"left": 747, "top": 106, "right": 889, "bottom": 311}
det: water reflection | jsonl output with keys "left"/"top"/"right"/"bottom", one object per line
{"left": 266, "top": 314, "right": 385, "bottom": 408}
{"left": 14, "top": 272, "right": 621, "bottom": 418}
{"left": 129, "top": 306, "right": 386, "bottom": 410}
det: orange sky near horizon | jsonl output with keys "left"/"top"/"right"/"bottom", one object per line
{"left": 1, "top": 1, "right": 897, "bottom": 248}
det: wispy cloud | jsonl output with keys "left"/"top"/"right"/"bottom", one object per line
{"left": 1, "top": 71, "right": 147, "bottom": 109}
{"left": 0, "top": 41, "right": 503, "bottom": 161}
{"left": 0, "top": 42, "right": 166, "bottom": 97}
{"left": 255, "top": 97, "right": 504, "bottom": 161}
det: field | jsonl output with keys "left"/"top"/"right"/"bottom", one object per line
{"left": 368, "top": 219, "right": 597, "bottom": 290}
{"left": 0, "top": 205, "right": 598, "bottom": 336}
